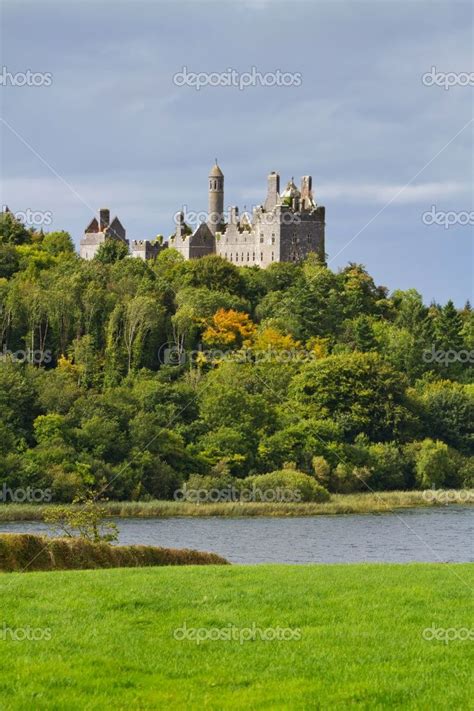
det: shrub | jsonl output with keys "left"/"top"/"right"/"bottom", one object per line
{"left": 330, "top": 463, "right": 373, "bottom": 494}
{"left": 244, "top": 469, "right": 330, "bottom": 503}
{"left": 179, "top": 473, "right": 234, "bottom": 502}
{"left": 43, "top": 494, "right": 119, "bottom": 543}
{"left": 458, "top": 456, "right": 474, "bottom": 488}
{"left": 367, "top": 443, "right": 407, "bottom": 490}
{"left": 312, "top": 456, "right": 331, "bottom": 488}
{"left": 408, "top": 439, "right": 460, "bottom": 489}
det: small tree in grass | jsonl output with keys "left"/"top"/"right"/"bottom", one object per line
{"left": 43, "top": 491, "right": 118, "bottom": 543}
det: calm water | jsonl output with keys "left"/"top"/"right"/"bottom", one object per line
{"left": 0, "top": 507, "right": 472, "bottom": 564}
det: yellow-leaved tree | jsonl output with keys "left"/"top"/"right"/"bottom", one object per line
{"left": 202, "top": 309, "right": 255, "bottom": 349}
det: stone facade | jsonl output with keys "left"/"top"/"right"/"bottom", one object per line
{"left": 80, "top": 164, "right": 326, "bottom": 267}
{"left": 130, "top": 239, "right": 167, "bottom": 261}
{"left": 80, "top": 208, "right": 128, "bottom": 260}
{"left": 172, "top": 164, "right": 325, "bottom": 268}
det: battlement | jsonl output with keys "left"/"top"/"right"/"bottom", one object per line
{"left": 79, "top": 166, "right": 326, "bottom": 266}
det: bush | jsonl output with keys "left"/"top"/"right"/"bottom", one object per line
{"left": 312, "top": 456, "right": 331, "bottom": 488}
{"left": 180, "top": 473, "right": 234, "bottom": 502}
{"left": 408, "top": 439, "right": 460, "bottom": 489}
{"left": 329, "top": 463, "right": 373, "bottom": 494}
{"left": 367, "top": 443, "right": 407, "bottom": 490}
{"left": 458, "top": 457, "right": 474, "bottom": 488}
{"left": 244, "top": 469, "right": 330, "bottom": 503}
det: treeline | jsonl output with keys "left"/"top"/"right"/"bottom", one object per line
{"left": 0, "top": 210, "right": 472, "bottom": 502}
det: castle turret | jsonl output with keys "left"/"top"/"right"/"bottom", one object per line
{"left": 207, "top": 161, "right": 224, "bottom": 235}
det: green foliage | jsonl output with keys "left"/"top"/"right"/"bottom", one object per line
{"left": 0, "top": 211, "right": 33, "bottom": 245}
{"left": 289, "top": 352, "right": 415, "bottom": 441}
{"left": 43, "top": 492, "right": 119, "bottom": 543}
{"left": 186, "top": 254, "right": 244, "bottom": 295}
{"left": 0, "top": 246, "right": 470, "bottom": 502}
{"left": 409, "top": 438, "right": 460, "bottom": 489}
{"left": 95, "top": 238, "right": 129, "bottom": 264}
{"left": 244, "top": 469, "right": 330, "bottom": 502}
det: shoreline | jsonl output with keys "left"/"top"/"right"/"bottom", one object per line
{"left": 0, "top": 490, "right": 471, "bottom": 522}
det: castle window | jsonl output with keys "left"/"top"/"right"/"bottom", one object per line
{"left": 271, "top": 252, "right": 274, "bottom": 261}
{"left": 271, "top": 237, "right": 275, "bottom": 244}
{"left": 253, "top": 252, "right": 255, "bottom": 261}
{"left": 260, "top": 235, "right": 264, "bottom": 243}
{"left": 260, "top": 252, "right": 263, "bottom": 261}
{"left": 235, "top": 253, "right": 238, "bottom": 262}
{"left": 241, "top": 252, "right": 244, "bottom": 262}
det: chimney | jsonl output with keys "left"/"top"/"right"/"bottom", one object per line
{"left": 300, "top": 176, "right": 313, "bottom": 209}
{"left": 99, "top": 208, "right": 110, "bottom": 231}
{"left": 264, "top": 172, "right": 280, "bottom": 211}
{"left": 229, "top": 206, "right": 239, "bottom": 225}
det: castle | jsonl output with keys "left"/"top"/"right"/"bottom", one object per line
{"left": 80, "top": 163, "right": 326, "bottom": 266}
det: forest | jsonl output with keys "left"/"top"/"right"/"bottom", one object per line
{"left": 0, "top": 210, "right": 472, "bottom": 502}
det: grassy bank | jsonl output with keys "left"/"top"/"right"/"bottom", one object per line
{"left": 0, "top": 534, "right": 228, "bottom": 572}
{"left": 0, "top": 564, "right": 472, "bottom": 709}
{"left": 0, "top": 489, "right": 471, "bottom": 522}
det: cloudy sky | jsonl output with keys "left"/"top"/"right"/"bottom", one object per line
{"left": 0, "top": 0, "right": 472, "bottom": 305}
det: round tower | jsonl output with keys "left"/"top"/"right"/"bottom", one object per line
{"left": 207, "top": 161, "right": 224, "bottom": 235}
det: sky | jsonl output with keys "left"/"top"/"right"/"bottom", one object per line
{"left": 0, "top": 0, "right": 472, "bottom": 306}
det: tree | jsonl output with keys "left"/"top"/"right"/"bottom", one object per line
{"left": 186, "top": 255, "right": 244, "bottom": 295}
{"left": 414, "top": 380, "right": 473, "bottom": 454}
{"left": 0, "top": 210, "right": 32, "bottom": 245}
{"left": 433, "top": 300, "right": 464, "bottom": 352}
{"left": 123, "top": 295, "right": 160, "bottom": 373}
{"left": 42, "top": 231, "right": 75, "bottom": 255}
{"left": 202, "top": 309, "right": 256, "bottom": 349}
{"left": 0, "top": 245, "right": 19, "bottom": 278}
{"left": 289, "top": 352, "right": 416, "bottom": 442}
{"left": 43, "top": 492, "right": 118, "bottom": 542}
{"left": 410, "top": 439, "right": 459, "bottom": 489}
{"left": 95, "top": 239, "right": 129, "bottom": 264}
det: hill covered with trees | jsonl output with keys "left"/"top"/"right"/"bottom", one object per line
{"left": 0, "top": 211, "right": 472, "bottom": 503}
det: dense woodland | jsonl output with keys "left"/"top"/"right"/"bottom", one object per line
{"left": 0, "top": 210, "right": 472, "bottom": 502}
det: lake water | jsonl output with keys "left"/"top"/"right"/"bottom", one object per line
{"left": 0, "top": 506, "right": 472, "bottom": 564}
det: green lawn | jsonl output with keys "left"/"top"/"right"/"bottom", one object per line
{"left": 0, "top": 564, "right": 472, "bottom": 710}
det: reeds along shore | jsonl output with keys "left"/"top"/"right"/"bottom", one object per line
{"left": 0, "top": 490, "right": 471, "bottom": 522}
{"left": 0, "top": 533, "right": 229, "bottom": 572}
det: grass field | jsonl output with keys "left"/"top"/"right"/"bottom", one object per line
{"left": 0, "top": 490, "right": 471, "bottom": 521}
{"left": 0, "top": 564, "right": 472, "bottom": 709}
